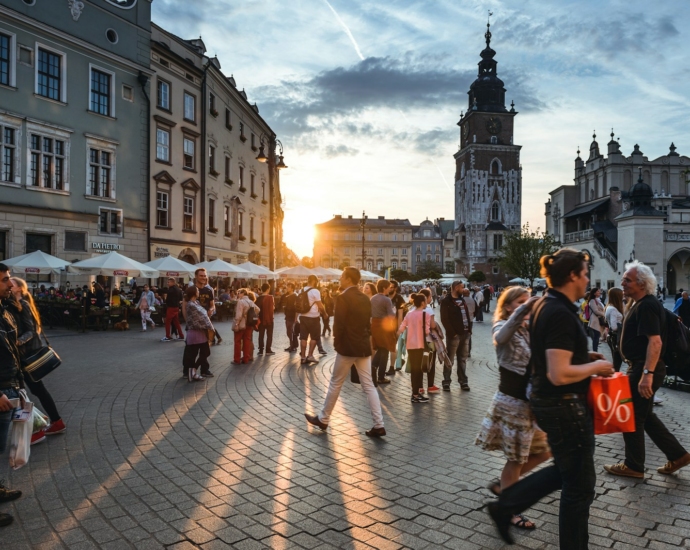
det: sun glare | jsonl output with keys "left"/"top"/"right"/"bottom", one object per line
{"left": 282, "top": 207, "right": 317, "bottom": 259}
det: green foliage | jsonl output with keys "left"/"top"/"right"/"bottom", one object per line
{"left": 467, "top": 270, "right": 487, "bottom": 283}
{"left": 301, "top": 256, "right": 314, "bottom": 268}
{"left": 390, "top": 269, "right": 412, "bottom": 282}
{"left": 498, "top": 223, "right": 560, "bottom": 286}
{"left": 444, "top": 261, "right": 455, "bottom": 273}
{"left": 414, "top": 259, "right": 442, "bottom": 281}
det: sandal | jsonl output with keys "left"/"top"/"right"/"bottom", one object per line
{"left": 511, "top": 514, "right": 536, "bottom": 530}
{"left": 487, "top": 480, "right": 501, "bottom": 497}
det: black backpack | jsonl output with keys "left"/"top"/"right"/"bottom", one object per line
{"left": 294, "top": 288, "right": 313, "bottom": 315}
{"left": 663, "top": 309, "right": 690, "bottom": 366}
{"left": 246, "top": 305, "right": 259, "bottom": 329}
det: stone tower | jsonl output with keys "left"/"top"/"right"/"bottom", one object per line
{"left": 453, "top": 21, "right": 522, "bottom": 284}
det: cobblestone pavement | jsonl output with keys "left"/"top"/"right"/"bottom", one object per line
{"left": 3, "top": 309, "right": 690, "bottom": 550}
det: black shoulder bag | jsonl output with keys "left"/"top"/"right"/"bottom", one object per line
{"left": 21, "top": 330, "right": 62, "bottom": 383}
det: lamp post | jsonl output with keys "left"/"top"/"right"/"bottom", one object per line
{"left": 360, "top": 210, "right": 367, "bottom": 271}
{"left": 256, "top": 135, "right": 287, "bottom": 270}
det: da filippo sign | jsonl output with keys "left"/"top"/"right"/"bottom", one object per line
{"left": 104, "top": 0, "right": 138, "bottom": 8}
{"left": 92, "top": 242, "right": 123, "bottom": 254}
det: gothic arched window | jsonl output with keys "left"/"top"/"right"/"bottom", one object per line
{"left": 491, "top": 201, "right": 500, "bottom": 221}
{"left": 490, "top": 159, "right": 501, "bottom": 175}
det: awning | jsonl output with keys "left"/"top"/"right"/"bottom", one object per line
{"left": 563, "top": 197, "right": 609, "bottom": 218}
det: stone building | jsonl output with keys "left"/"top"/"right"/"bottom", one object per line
{"left": 411, "top": 219, "right": 443, "bottom": 274}
{"left": 313, "top": 215, "right": 413, "bottom": 272}
{"left": 453, "top": 22, "right": 521, "bottom": 285}
{"left": 0, "top": 0, "right": 152, "bottom": 284}
{"left": 545, "top": 135, "right": 690, "bottom": 293}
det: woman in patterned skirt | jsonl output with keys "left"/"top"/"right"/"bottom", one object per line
{"left": 475, "top": 286, "right": 551, "bottom": 530}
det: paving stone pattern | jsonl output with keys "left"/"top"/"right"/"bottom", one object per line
{"left": 3, "top": 309, "right": 690, "bottom": 549}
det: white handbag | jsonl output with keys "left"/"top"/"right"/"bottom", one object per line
{"left": 9, "top": 390, "right": 32, "bottom": 470}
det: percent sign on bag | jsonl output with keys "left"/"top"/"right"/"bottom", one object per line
{"left": 588, "top": 373, "right": 636, "bottom": 435}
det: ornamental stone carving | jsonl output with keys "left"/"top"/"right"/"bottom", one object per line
{"left": 67, "top": 0, "right": 84, "bottom": 21}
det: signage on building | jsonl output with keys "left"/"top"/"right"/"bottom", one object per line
{"left": 154, "top": 247, "right": 170, "bottom": 258}
{"left": 105, "top": 0, "right": 138, "bottom": 8}
{"left": 92, "top": 242, "right": 123, "bottom": 253}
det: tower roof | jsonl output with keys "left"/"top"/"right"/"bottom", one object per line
{"left": 467, "top": 19, "right": 507, "bottom": 113}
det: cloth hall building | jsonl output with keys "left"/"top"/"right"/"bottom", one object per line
{"left": 545, "top": 135, "right": 690, "bottom": 293}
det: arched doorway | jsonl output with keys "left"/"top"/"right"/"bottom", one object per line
{"left": 178, "top": 248, "right": 199, "bottom": 265}
{"left": 666, "top": 249, "right": 690, "bottom": 295}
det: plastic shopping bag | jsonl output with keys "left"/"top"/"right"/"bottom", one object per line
{"left": 32, "top": 407, "right": 49, "bottom": 433}
{"left": 587, "top": 372, "right": 636, "bottom": 435}
{"left": 9, "top": 393, "right": 32, "bottom": 470}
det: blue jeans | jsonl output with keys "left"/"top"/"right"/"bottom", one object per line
{"left": 497, "top": 397, "right": 596, "bottom": 549}
{"left": 0, "top": 388, "right": 19, "bottom": 454}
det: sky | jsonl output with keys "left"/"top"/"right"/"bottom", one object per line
{"left": 152, "top": 0, "right": 690, "bottom": 258}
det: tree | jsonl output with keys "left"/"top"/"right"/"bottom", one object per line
{"left": 301, "top": 256, "right": 314, "bottom": 268}
{"left": 444, "top": 261, "right": 455, "bottom": 274}
{"left": 391, "top": 269, "right": 412, "bottom": 282}
{"left": 498, "top": 223, "right": 560, "bottom": 286}
{"left": 467, "top": 270, "right": 487, "bottom": 284}
{"left": 415, "top": 260, "right": 442, "bottom": 281}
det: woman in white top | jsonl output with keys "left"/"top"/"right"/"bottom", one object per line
{"left": 418, "top": 288, "right": 442, "bottom": 394}
{"left": 587, "top": 288, "right": 606, "bottom": 352}
{"left": 604, "top": 287, "right": 624, "bottom": 371}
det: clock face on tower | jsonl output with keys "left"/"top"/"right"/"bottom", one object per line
{"left": 486, "top": 116, "right": 502, "bottom": 135}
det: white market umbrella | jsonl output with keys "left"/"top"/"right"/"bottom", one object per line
{"left": 360, "top": 270, "right": 379, "bottom": 281}
{"left": 236, "top": 261, "right": 278, "bottom": 280}
{"left": 143, "top": 256, "right": 197, "bottom": 278}
{"left": 327, "top": 267, "right": 343, "bottom": 276}
{"left": 278, "top": 265, "right": 315, "bottom": 279}
{"left": 508, "top": 277, "right": 528, "bottom": 284}
{"left": 195, "top": 259, "right": 250, "bottom": 277}
{"left": 69, "top": 251, "right": 159, "bottom": 278}
{"left": 4, "top": 250, "right": 71, "bottom": 275}
{"left": 311, "top": 266, "right": 339, "bottom": 280}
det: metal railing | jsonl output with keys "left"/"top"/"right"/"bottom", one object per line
{"left": 564, "top": 229, "right": 593, "bottom": 243}
{"left": 593, "top": 240, "right": 617, "bottom": 270}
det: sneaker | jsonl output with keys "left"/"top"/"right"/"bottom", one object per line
{"left": 427, "top": 385, "right": 441, "bottom": 394}
{"left": 0, "top": 480, "right": 22, "bottom": 503}
{"left": 603, "top": 463, "right": 644, "bottom": 479}
{"left": 160, "top": 337, "right": 173, "bottom": 342}
{"left": 0, "top": 512, "right": 13, "bottom": 527}
{"left": 306, "top": 356, "right": 319, "bottom": 364}
{"left": 657, "top": 452, "right": 690, "bottom": 474}
{"left": 265, "top": 351, "right": 276, "bottom": 356}
{"left": 385, "top": 368, "right": 396, "bottom": 376}
{"left": 442, "top": 384, "right": 450, "bottom": 392}
{"left": 45, "top": 419, "right": 66, "bottom": 435}
{"left": 411, "top": 395, "right": 430, "bottom": 403}
{"left": 258, "top": 351, "right": 264, "bottom": 356}
{"left": 461, "top": 383, "right": 471, "bottom": 391}
{"left": 31, "top": 430, "right": 46, "bottom": 445}
{"left": 176, "top": 336, "right": 185, "bottom": 341}
{"left": 284, "top": 347, "right": 295, "bottom": 352}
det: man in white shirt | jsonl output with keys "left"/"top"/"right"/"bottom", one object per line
{"left": 300, "top": 275, "right": 325, "bottom": 365}
{"left": 473, "top": 286, "right": 484, "bottom": 322}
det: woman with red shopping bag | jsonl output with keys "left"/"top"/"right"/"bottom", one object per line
{"left": 487, "top": 249, "right": 614, "bottom": 549}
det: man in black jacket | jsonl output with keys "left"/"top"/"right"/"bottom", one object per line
{"left": 0, "top": 264, "right": 24, "bottom": 527}
{"left": 440, "top": 281, "right": 472, "bottom": 391}
{"left": 305, "top": 267, "right": 385, "bottom": 437}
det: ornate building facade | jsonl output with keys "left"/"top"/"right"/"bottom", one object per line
{"left": 453, "top": 23, "right": 521, "bottom": 285}
{"left": 546, "top": 136, "right": 690, "bottom": 293}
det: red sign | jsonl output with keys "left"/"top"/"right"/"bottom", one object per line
{"left": 258, "top": 275, "right": 267, "bottom": 279}
{"left": 24, "top": 268, "right": 40, "bottom": 273}
{"left": 165, "top": 272, "right": 180, "bottom": 277}
{"left": 113, "top": 270, "right": 129, "bottom": 276}
{"left": 217, "top": 271, "right": 229, "bottom": 276}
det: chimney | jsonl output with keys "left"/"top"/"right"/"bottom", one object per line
{"left": 334, "top": 215, "right": 342, "bottom": 219}
{"left": 378, "top": 216, "right": 384, "bottom": 220}
{"left": 347, "top": 215, "right": 353, "bottom": 219}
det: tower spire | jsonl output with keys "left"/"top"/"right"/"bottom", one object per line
{"left": 485, "top": 10, "right": 493, "bottom": 47}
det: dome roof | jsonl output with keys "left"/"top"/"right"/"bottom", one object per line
{"left": 630, "top": 170, "right": 652, "bottom": 201}
{"left": 467, "top": 22, "right": 507, "bottom": 113}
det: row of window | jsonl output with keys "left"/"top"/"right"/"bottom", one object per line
{"left": 415, "top": 244, "right": 441, "bottom": 252}
{"left": 327, "top": 248, "right": 409, "bottom": 257}
{"left": 329, "top": 233, "right": 411, "bottom": 241}
{"left": 453, "top": 234, "right": 503, "bottom": 251}
{"left": 415, "top": 255, "right": 442, "bottom": 263}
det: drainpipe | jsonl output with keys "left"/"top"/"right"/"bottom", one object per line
{"left": 138, "top": 72, "right": 151, "bottom": 262}
{"left": 200, "top": 60, "right": 212, "bottom": 261}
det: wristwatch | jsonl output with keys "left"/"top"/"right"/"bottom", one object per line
{"left": 643, "top": 369, "right": 655, "bottom": 375}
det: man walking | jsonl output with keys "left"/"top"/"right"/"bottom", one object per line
{"left": 161, "top": 278, "right": 184, "bottom": 342}
{"left": 370, "top": 279, "right": 396, "bottom": 385}
{"left": 256, "top": 283, "right": 275, "bottom": 356}
{"left": 483, "top": 285, "right": 492, "bottom": 313}
{"left": 473, "top": 286, "right": 484, "bottom": 322}
{"left": 299, "top": 275, "right": 325, "bottom": 365}
{"left": 604, "top": 261, "right": 690, "bottom": 478}
{"left": 304, "top": 267, "right": 385, "bottom": 437}
{"left": 0, "top": 264, "right": 24, "bottom": 527}
{"left": 440, "top": 281, "right": 472, "bottom": 391}
{"left": 283, "top": 283, "right": 298, "bottom": 352}
{"left": 488, "top": 249, "right": 614, "bottom": 548}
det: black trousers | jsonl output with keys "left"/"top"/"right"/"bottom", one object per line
{"left": 24, "top": 375, "right": 61, "bottom": 422}
{"left": 407, "top": 349, "right": 424, "bottom": 396}
{"left": 259, "top": 323, "right": 274, "bottom": 353}
{"left": 624, "top": 365, "right": 687, "bottom": 472}
{"left": 371, "top": 347, "right": 389, "bottom": 381}
{"left": 183, "top": 343, "right": 211, "bottom": 375}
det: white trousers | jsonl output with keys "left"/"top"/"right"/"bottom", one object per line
{"left": 319, "top": 354, "right": 384, "bottom": 429}
{"left": 141, "top": 310, "right": 153, "bottom": 329}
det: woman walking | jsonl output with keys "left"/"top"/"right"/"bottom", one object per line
{"left": 182, "top": 285, "right": 214, "bottom": 381}
{"left": 232, "top": 289, "right": 259, "bottom": 365}
{"left": 586, "top": 288, "right": 606, "bottom": 352}
{"left": 605, "top": 288, "right": 624, "bottom": 372}
{"left": 397, "top": 293, "right": 431, "bottom": 403}
{"left": 475, "top": 286, "right": 551, "bottom": 531}
{"left": 8, "top": 278, "right": 66, "bottom": 444}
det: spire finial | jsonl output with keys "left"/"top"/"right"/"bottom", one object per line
{"left": 485, "top": 10, "right": 493, "bottom": 46}
{"left": 592, "top": 130, "right": 596, "bottom": 141}
{"left": 577, "top": 146, "right": 581, "bottom": 157}
{"left": 610, "top": 128, "right": 614, "bottom": 139}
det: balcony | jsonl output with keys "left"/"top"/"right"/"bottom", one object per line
{"left": 564, "top": 229, "right": 593, "bottom": 244}
{"left": 593, "top": 240, "right": 617, "bottom": 270}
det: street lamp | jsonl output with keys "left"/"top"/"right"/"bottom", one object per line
{"left": 360, "top": 210, "right": 367, "bottom": 271}
{"left": 256, "top": 135, "right": 287, "bottom": 170}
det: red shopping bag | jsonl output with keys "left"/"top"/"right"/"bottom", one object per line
{"left": 587, "top": 373, "right": 636, "bottom": 435}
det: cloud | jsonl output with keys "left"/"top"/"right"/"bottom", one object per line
{"left": 323, "top": 144, "right": 359, "bottom": 157}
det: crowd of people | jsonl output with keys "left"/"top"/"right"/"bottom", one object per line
{"left": 2, "top": 255, "right": 690, "bottom": 548}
